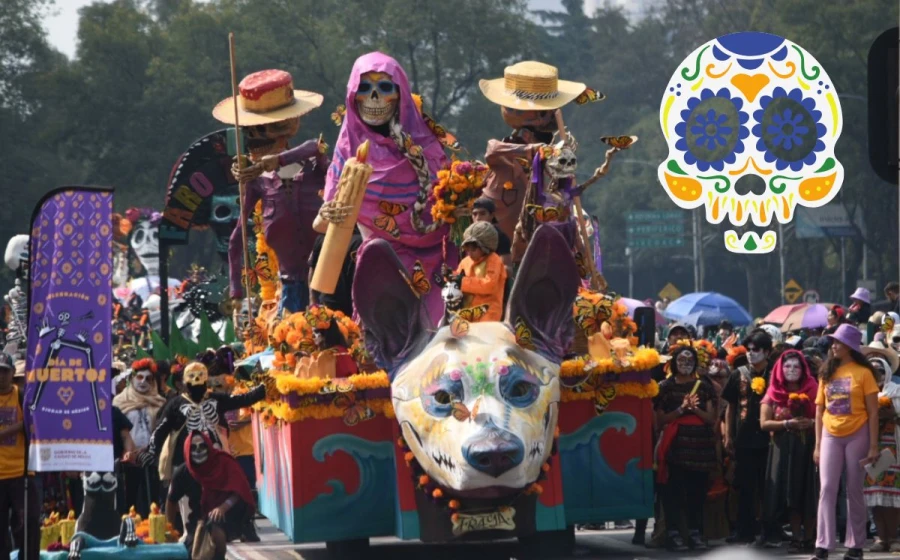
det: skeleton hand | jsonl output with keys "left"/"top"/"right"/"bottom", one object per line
{"left": 68, "top": 536, "right": 84, "bottom": 560}
{"left": 260, "top": 154, "right": 280, "bottom": 173}
{"left": 76, "top": 329, "right": 89, "bottom": 343}
{"left": 37, "top": 317, "right": 54, "bottom": 338}
{"left": 231, "top": 155, "right": 263, "bottom": 183}
{"left": 318, "top": 200, "right": 352, "bottom": 225}
{"left": 137, "top": 449, "right": 154, "bottom": 468}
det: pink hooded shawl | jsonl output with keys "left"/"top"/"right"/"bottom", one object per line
{"left": 762, "top": 349, "right": 818, "bottom": 417}
{"left": 326, "top": 52, "right": 453, "bottom": 325}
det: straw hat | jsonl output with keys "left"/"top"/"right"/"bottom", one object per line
{"left": 213, "top": 69, "right": 323, "bottom": 126}
{"left": 863, "top": 342, "right": 900, "bottom": 373}
{"left": 479, "top": 61, "right": 587, "bottom": 110}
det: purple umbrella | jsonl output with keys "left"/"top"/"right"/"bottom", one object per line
{"left": 618, "top": 297, "right": 666, "bottom": 326}
{"left": 780, "top": 303, "right": 836, "bottom": 332}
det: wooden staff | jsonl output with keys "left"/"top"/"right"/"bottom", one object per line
{"left": 229, "top": 32, "right": 254, "bottom": 327}
{"left": 555, "top": 110, "right": 602, "bottom": 291}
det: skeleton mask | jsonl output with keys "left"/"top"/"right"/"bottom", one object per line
{"left": 210, "top": 195, "right": 239, "bottom": 229}
{"left": 190, "top": 434, "right": 209, "bottom": 465}
{"left": 500, "top": 108, "right": 557, "bottom": 133}
{"left": 658, "top": 32, "right": 843, "bottom": 254}
{"left": 675, "top": 349, "right": 697, "bottom": 376}
{"left": 4, "top": 235, "right": 29, "bottom": 278}
{"left": 246, "top": 118, "right": 300, "bottom": 162}
{"left": 392, "top": 323, "right": 559, "bottom": 493}
{"left": 130, "top": 220, "right": 160, "bottom": 276}
{"left": 356, "top": 72, "right": 399, "bottom": 126}
{"left": 132, "top": 369, "right": 153, "bottom": 395}
{"left": 183, "top": 362, "right": 209, "bottom": 387}
{"left": 545, "top": 141, "right": 578, "bottom": 181}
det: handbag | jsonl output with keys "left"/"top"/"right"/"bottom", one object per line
{"left": 192, "top": 520, "right": 217, "bottom": 560}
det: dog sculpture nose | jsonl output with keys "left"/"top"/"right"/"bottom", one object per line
{"left": 463, "top": 429, "right": 525, "bottom": 478}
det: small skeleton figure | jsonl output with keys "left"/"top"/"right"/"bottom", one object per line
{"left": 4, "top": 235, "right": 29, "bottom": 359}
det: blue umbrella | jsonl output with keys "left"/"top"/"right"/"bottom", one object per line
{"left": 664, "top": 292, "right": 752, "bottom": 327}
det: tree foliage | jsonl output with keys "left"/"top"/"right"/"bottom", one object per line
{"left": 3, "top": 0, "right": 897, "bottom": 316}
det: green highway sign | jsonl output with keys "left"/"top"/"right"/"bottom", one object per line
{"left": 626, "top": 223, "right": 685, "bottom": 236}
{"left": 627, "top": 237, "right": 686, "bottom": 249}
{"left": 626, "top": 210, "right": 685, "bottom": 222}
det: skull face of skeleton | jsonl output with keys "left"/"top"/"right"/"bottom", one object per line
{"left": 190, "top": 434, "right": 209, "bottom": 465}
{"left": 658, "top": 32, "right": 843, "bottom": 254}
{"left": 392, "top": 322, "right": 559, "bottom": 494}
{"left": 130, "top": 220, "right": 160, "bottom": 276}
{"left": 356, "top": 72, "right": 399, "bottom": 126}
{"left": 246, "top": 118, "right": 300, "bottom": 162}
{"left": 546, "top": 143, "right": 578, "bottom": 181}
{"left": 4, "top": 235, "right": 29, "bottom": 278}
{"left": 132, "top": 369, "right": 153, "bottom": 395}
{"left": 183, "top": 363, "right": 208, "bottom": 387}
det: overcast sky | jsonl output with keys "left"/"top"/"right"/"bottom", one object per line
{"left": 42, "top": 0, "right": 580, "bottom": 59}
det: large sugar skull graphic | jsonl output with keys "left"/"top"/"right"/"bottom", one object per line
{"left": 658, "top": 32, "right": 843, "bottom": 254}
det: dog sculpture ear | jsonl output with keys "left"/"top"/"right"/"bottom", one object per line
{"left": 354, "top": 239, "right": 433, "bottom": 376}
{"left": 506, "top": 225, "right": 580, "bottom": 362}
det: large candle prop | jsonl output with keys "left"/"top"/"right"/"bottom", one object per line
{"left": 310, "top": 140, "right": 372, "bottom": 294}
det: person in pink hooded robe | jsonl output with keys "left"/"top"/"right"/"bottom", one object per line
{"left": 316, "top": 52, "right": 454, "bottom": 325}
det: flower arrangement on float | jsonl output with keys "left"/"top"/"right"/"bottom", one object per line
{"left": 430, "top": 159, "right": 489, "bottom": 245}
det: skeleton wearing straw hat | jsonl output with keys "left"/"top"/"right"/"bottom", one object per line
{"left": 215, "top": 69, "right": 327, "bottom": 315}
{"left": 478, "top": 62, "right": 619, "bottom": 277}
{"left": 477, "top": 62, "right": 616, "bottom": 268}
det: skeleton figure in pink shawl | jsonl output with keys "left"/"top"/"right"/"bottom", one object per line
{"left": 314, "top": 52, "right": 453, "bottom": 325}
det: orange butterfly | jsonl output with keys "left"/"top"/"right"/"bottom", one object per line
{"left": 450, "top": 401, "right": 471, "bottom": 422}
{"left": 593, "top": 383, "right": 617, "bottom": 415}
{"left": 600, "top": 135, "right": 638, "bottom": 150}
{"left": 515, "top": 317, "right": 535, "bottom": 350}
{"left": 573, "top": 294, "right": 609, "bottom": 335}
{"left": 331, "top": 104, "right": 346, "bottom": 126}
{"left": 423, "top": 112, "right": 461, "bottom": 151}
{"left": 254, "top": 252, "right": 275, "bottom": 283}
{"left": 374, "top": 200, "right": 407, "bottom": 239}
{"left": 456, "top": 304, "right": 487, "bottom": 322}
{"left": 526, "top": 204, "right": 563, "bottom": 224}
{"left": 333, "top": 393, "right": 375, "bottom": 426}
{"left": 450, "top": 314, "right": 470, "bottom": 338}
{"left": 575, "top": 87, "right": 606, "bottom": 105}
{"left": 410, "top": 260, "right": 431, "bottom": 296}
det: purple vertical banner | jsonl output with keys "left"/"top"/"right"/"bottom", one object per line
{"left": 591, "top": 216, "right": 603, "bottom": 274}
{"left": 25, "top": 187, "right": 114, "bottom": 472}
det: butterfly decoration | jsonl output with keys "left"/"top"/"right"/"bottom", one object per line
{"left": 450, "top": 314, "right": 470, "bottom": 338}
{"left": 241, "top": 267, "right": 258, "bottom": 289}
{"left": 252, "top": 207, "right": 264, "bottom": 235}
{"left": 255, "top": 252, "right": 275, "bottom": 284}
{"left": 248, "top": 322, "right": 267, "bottom": 349}
{"left": 514, "top": 156, "right": 532, "bottom": 176}
{"left": 574, "top": 87, "right": 607, "bottom": 105}
{"left": 410, "top": 261, "right": 431, "bottom": 296}
{"left": 456, "top": 304, "right": 488, "bottom": 322}
{"left": 515, "top": 317, "right": 535, "bottom": 351}
{"left": 450, "top": 400, "right": 471, "bottom": 422}
{"left": 373, "top": 200, "right": 407, "bottom": 239}
{"left": 320, "top": 378, "right": 355, "bottom": 395}
{"left": 526, "top": 204, "right": 563, "bottom": 224}
{"left": 422, "top": 111, "right": 461, "bottom": 151}
{"left": 333, "top": 393, "right": 375, "bottom": 426}
{"left": 599, "top": 135, "right": 639, "bottom": 150}
{"left": 331, "top": 104, "right": 346, "bottom": 127}
{"left": 573, "top": 293, "right": 613, "bottom": 335}
{"left": 574, "top": 252, "right": 589, "bottom": 279}
{"left": 593, "top": 383, "right": 617, "bottom": 415}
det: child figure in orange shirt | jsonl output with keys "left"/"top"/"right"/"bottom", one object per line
{"left": 455, "top": 222, "right": 508, "bottom": 322}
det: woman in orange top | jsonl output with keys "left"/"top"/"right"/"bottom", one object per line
{"left": 812, "top": 324, "right": 880, "bottom": 560}
{"left": 455, "top": 222, "right": 508, "bottom": 322}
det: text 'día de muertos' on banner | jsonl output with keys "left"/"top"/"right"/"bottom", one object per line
{"left": 25, "top": 187, "right": 114, "bottom": 472}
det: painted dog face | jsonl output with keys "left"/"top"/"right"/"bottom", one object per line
{"left": 393, "top": 323, "right": 559, "bottom": 492}
{"left": 356, "top": 226, "right": 579, "bottom": 496}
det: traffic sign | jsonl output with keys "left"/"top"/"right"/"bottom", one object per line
{"left": 627, "top": 210, "right": 684, "bottom": 222}
{"left": 784, "top": 279, "right": 803, "bottom": 304}
{"left": 626, "top": 223, "right": 685, "bottom": 236}
{"left": 803, "top": 290, "right": 820, "bottom": 304}
{"left": 627, "top": 237, "right": 686, "bottom": 249}
{"left": 659, "top": 282, "right": 682, "bottom": 301}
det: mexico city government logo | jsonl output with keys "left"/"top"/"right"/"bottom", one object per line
{"left": 657, "top": 32, "right": 843, "bottom": 254}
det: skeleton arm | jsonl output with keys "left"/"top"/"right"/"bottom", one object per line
{"left": 142, "top": 405, "right": 179, "bottom": 465}
{"left": 216, "top": 384, "right": 267, "bottom": 413}
{"left": 575, "top": 147, "right": 619, "bottom": 194}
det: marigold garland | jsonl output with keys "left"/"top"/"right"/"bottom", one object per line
{"left": 252, "top": 398, "right": 394, "bottom": 423}
{"left": 560, "top": 380, "right": 659, "bottom": 402}
{"left": 253, "top": 200, "right": 280, "bottom": 302}
{"left": 272, "top": 371, "right": 390, "bottom": 395}
{"left": 559, "top": 348, "right": 660, "bottom": 377}
{"left": 431, "top": 159, "right": 489, "bottom": 244}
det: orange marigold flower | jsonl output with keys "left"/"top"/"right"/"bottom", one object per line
{"left": 451, "top": 513, "right": 460, "bottom": 523}
{"left": 448, "top": 500, "right": 460, "bottom": 510}
{"left": 503, "top": 181, "right": 513, "bottom": 190}
{"left": 404, "top": 452, "right": 414, "bottom": 463}
{"left": 541, "top": 463, "right": 551, "bottom": 473}
{"left": 419, "top": 475, "right": 430, "bottom": 486}
{"left": 432, "top": 488, "right": 443, "bottom": 499}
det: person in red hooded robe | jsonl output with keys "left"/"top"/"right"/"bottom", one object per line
{"left": 166, "top": 432, "right": 255, "bottom": 559}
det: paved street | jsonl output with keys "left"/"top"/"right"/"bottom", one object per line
{"left": 226, "top": 520, "right": 900, "bottom": 560}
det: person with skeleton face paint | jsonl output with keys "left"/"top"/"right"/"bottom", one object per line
{"left": 759, "top": 350, "right": 819, "bottom": 551}
{"left": 112, "top": 359, "right": 166, "bottom": 517}
{"left": 723, "top": 330, "right": 773, "bottom": 544}
{"left": 316, "top": 52, "right": 452, "bottom": 324}
{"left": 655, "top": 343, "right": 718, "bottom": 551}
{"left": 167, "top": 432, "right": 255, "bottom": 558}
{"left": 214, "top": 69, "right": 326, "bottom": 314}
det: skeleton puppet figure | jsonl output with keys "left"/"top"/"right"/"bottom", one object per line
{"left": 4, "top": 235, "right": 29, "bottom": 358}
{"left": 215, "top": 69, "right": 326, "bottom": 315}
{"left": 477, "top": 61, "right": 612, "bottom": 260}
{"left": 121, "top": 208, "right": 182, "bottom": 308}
